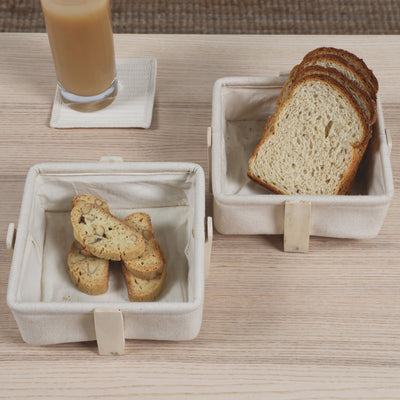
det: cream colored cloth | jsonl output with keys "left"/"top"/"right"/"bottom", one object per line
{"left": 50, "top": 58, "right": 157, "bottom": 128}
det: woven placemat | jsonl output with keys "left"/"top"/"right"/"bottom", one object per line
{"left": 1, "top": 0, "right": 399, "bottom": 34}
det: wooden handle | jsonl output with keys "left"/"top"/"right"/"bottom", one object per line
{"left": 94, "top": 308, "right": 125, "bottom": 356}
{"left": 284, "top": 200, "right": 311, "bottom": 253}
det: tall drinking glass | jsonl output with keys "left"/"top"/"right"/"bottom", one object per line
{"left": 41, "top": 0, "right": 117, "bottom": 111}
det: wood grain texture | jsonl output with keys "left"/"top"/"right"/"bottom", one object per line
{"left": 0, "top": 33, "right": 400, "bottom": 399}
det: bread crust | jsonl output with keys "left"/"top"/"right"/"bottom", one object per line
{"left": 275, "top": 64, "right": 300, "bottom": 109}
{"left": 299, "top": 53, "right": 376, "bottom": 102}
{"left": 303, "top": 47, "right": 378, "bottom": 93}
{"left": 248, "top": 120, "right": 287, "bottom": 194}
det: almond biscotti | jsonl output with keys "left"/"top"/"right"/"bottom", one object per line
{"left": 68, "top": 196, "right": 166, "bottom": 301}
{"left": 71, "top": 194, "right": 110, "bottom": 213}
{"left": 125, "top": 212, "right": 154, "bottom": 237}
{"left": 121, "top": 250, "right": 166, "bottom": 302}
{"left": 71, "top": 202, "right": 145, "bottom": 261}
{"left": 71, "top": 194, "right": 110, "bottom": 256}
{"left": 67, "top": 240, "right": 109, "bottom": 295}
{"left": 121, "top": 211, "right": 166, "bottom": 301}
{"left": 122, "top": 212, "right": 164, "bottom": 280}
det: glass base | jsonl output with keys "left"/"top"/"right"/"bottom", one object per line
{"left": 59, "top": 78, "right": 118, "bottom": 112}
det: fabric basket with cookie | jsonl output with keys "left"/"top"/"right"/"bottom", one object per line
{"left": 7, "top": 162, "right": 207, "bottom": 346}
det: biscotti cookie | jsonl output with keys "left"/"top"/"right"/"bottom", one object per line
{"left": 122, "top": 212, "right": 164, "bottom": 280}
{"left": 71, "top": 203, "right": 145, "bottom": 261}
{"left": 122, "top": 258, "right": 166, "bottom": 302}
{"left": 125, "top": 212, "right": 155, "bottom": 239}
{"left": 71, "top": 194, "right": 110, "bottom": 256}
{"left": 67, "top": 240, "right": 109, "bottom": 295}
{"left": 71, "top": 194, "right": 110, "bottom": 213}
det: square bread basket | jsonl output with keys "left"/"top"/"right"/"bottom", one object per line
{"left": 7, "top": 161, "right": 211, "bottom": 350}
{"left": 210, "top": 76, "right": 394, "bottom": 248}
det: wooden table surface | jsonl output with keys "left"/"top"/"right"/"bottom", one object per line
{"left": 0, "top": 33, "right": 399, "bottom": 399}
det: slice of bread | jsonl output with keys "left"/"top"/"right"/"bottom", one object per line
{"left": 276, "top": 64, "right": 301, "bottom": 110}
{"left": 299, "top": 66, "right": 376, "bottom": 124}
{"left": 122, "top": 212, "right": 164, "bottom": 280}
{"left": 121, "top": 251, "right": 166, "bottom": 302}
{"left": 248, "top": 75, "right": 370, "bottom": 195}
{"left": 71, "top": 203, "right": 145, "bottom": 261}
{"left": 261, "top": 114, "right": 275, "bottom": 139}
{"left": 67, "top": 240, "right": 109, "bottom": 295}
{"left": 302, "top": 47, "right": 378, "bottom": 93}
{"left": 279, "top": 65, "right": 376, "bottom": 125}
{"left": 299, "top": 54, "right": 376, "bottom": 101}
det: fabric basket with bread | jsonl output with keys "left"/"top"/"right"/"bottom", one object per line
{"left": 211, "top": 47, "right": 393, "bottom": 238}
{"left": 248, "top": 47, "right": 378, "bottom": 196}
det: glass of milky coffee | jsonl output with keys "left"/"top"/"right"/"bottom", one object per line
{"left": 41, "top": 0, "right": 117, "bottom": 112}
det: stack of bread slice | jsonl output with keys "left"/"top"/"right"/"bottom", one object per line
{"left": 68, "top": 194, "right": 166, "bottom": 301}
{"left": 248, "top": 47, "right": 378, "bottom": 195}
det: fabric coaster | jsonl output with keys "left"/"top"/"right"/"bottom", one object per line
{"left": 50, "top": 58, "right": 157, "bottom": 129}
